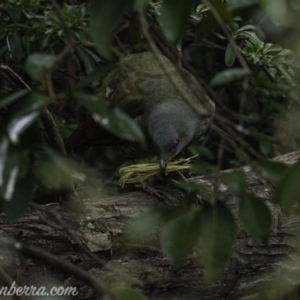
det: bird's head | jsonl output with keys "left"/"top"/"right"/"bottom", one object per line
{"left": 153, "top": 131, "right": 184, "bottom": 173}
{"left": 146, "top": 101, "right": 196, "bottom": 173}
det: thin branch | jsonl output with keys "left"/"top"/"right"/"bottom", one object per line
{"left": 138, "top": 8, "right": 214, "bottom": 116}
{"left": 0, "top": 266, "right": 26, "bottom": 300}
{"left": 0, "top": 65, "right": 31, "bottom": 90}
{"left": 0, "top": 238, "right": 110, "bottom": 298}
{"left": 139, "top": 8, "right": 265, "bottom": 161}
{"left": 32, "top": 204, "right": 108, "bottom": 267}
{"left": 30, "top": 203, "right": 144, "bottom": 287}
{"left": 202, "top": 0, "right": 250, "bottom": 72}
{"left": 40, "top": 108, "right": 66, "bottom": 155}
{"left": 49, "top": 0, "right": 74, "bottom": 45}
{"left": 46, "top": 43, "right": 74, "bottom": 101}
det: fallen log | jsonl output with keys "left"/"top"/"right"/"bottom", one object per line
{"left": 0, "top": 151, "right": 299, "bottom": 300}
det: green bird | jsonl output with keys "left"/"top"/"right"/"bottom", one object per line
{"left": 65, "top": 52, "right": 214, "bottom": 172}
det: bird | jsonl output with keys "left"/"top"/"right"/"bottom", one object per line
{"left": 65, "top": 52, "right": 215, "bottom": 172}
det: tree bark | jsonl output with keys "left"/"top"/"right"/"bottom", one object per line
{"left": 0, "top": 151, "right": 299, "bottom": 300}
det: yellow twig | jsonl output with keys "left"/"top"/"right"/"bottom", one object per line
{"left": 119, "top": 156, "right": 198, "bottom": 187}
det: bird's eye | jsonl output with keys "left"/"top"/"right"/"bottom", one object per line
{"left": 173, "top": 140, "right": 179, "bottom": 149}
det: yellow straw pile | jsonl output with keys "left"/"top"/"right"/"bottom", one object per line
{"left": 118, "top": 155, "right": 197, "bottom": 187}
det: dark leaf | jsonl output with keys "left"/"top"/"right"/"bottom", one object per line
{"left": 272, "top": 161, "right": 300, "bottom": 213}
{"left": 229, "top": 0, "right": 258, "bottom": 11}
{"left": 175, "top": 181, "right": 204, "bottom": 193}
{"left": 127, "top": 208, "right": 164, "bottom": 241}
{"left": 0, "top": 90, "right": 28, "bottom": 109}
{"left": 25, "top": 53, "right": 56, "bottom": 81}
{"left": 34, "top": 148, "right": 82, "bottom": 190}
{"left": 268, "top": 56, "right": 285, "bottom": 64}
{"left": 263, "top": 43, "right": 282, "bottom": 53}
{"left": 221, "top": 170, "right": 247, "bottom": 195}
{"left": 89, "top": 0, "right": 132, "bottom": 59}
{"left": 6, "top": 8, "right": 23, "bottom": 23}
{"left": 161, "top": 209, "right": 201, "bottom": 264}
{"left": 76, "top": 64, "right": 114, "bottom": 89}
{"left": 112, "top": 108, "right": 145, "bottom": 145}
{"left": 111, "top": 286, "right": 147, "bottom": 300}
{"left": 257, "top": 0, "right": 287, "bottom": 23}
{"left": 236, "top": 24, "right": 257, "bottom": 33}
{"left": 259, "top": 140, "right": 272, "bottom": 155}
{"left": 196, "top": 12, "right": 219, "bottom": 39}
{"left": 157, "top": 0, "right": 193, "bottom": 44}
{"left": 134, "top": 0, "right": 149, "bottom": 7}
{"left": 208, "top": 0, "right": 234, "bottom": 26}
{"left": 224, "top": 43, "right": 236, "bottom": 67}
{"left": 8, "top": 30, "right": 24, "bottom": 60}
{"left": 235, "top": 31, "right": 263, "bottom": 46}
{"left": 75, "top": 46, "right": 97, "bottom": 74}
{"left": 239, "top": 193, "right": 272, "bottom": 238}
{"left": 199, "top": 202, "right": 235, "bottom": 281}
{"left": 211, "top": 68, "right": 250, "bottom": 86}
{"left": 7, "top": 93, "right": 50, "bottom": 144}
{"left": 277, "top": 65, "right": 296, "bottom": 86}
{"left": 74, "top": 93, "right": 145, "bottom": 145}
{"left": 279, "top": 49, "right": 293, "bottom": 56}
{"left": 252, "top": 161, "right": 288, "bottom": 182}
{"left": 3, "top": 175, "right": 34, "bottom": 222}
{"left": 0, "top": 137, "right": 20, "bottom": 201}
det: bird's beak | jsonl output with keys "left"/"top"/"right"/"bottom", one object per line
{"left": 159, "top": 159, "right": 168, "bottom": 173}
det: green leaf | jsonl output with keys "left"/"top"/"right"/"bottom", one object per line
{"left": 75, "top": 46, "right": 97, "bottom": 74}
{"left": 277, "top": 65, "right": 296, "bottom": 86}
{"left": 272, "top": 161, "right": 300, "bottom": 213}
{"left": 0, "top": 137, "right": 20, "bottom": 201}
{"left": 208, "top": 0, "right": 234, "bottom": 26}
{"left": 34, "top": 149, "right": 80, "bottom": 190}
{"left": 196, "top": 12, "right": 219, "bottom": 39}
{"left": 74, "top": 93, "right": 145, "bottom": 145}
{"left": 8, "top": 29, "right": 24, "bottom": 60}
{"left": 0, "top": 90, "right": 28, "bottom": 109}
{"left": 235, "top": 31, "right": 263, "bottom": 46}
{"left": 220, "top": 170, "right": 247, "bottom": 195}
{"left": 199, "top": 202, "right": 235, "bottom": 281}
{"left": 252, "top": 161, "right": 288, "bottom": 182}
{"left": 263, "top": 44, "right": 282, "bottom": 54}
{"left": 76, "top": 64, "right": 114, "bottom": 89}
{"left": 211, "top": 68, "right": 251, "bottom": 86}
{"left": 268, "top": 56, "right": 285, "bottom": 64}
{"left": 127, "top": 208, "right": 164, "bottom": 241}
{"left": 236, "top": 24, "right": 257, "bottom": 33}
{"left": 25, "top": 53, "right": 56, "bottom": 81}
{"left": 196, "top": 4, "right": 209, "bottom": 15}
{"left": 175, "top": 181, "right": 204, "bottom": 193}
{"left": 279, "top": 49, "right": 293, "bottom": 56}
{"left": 259, "top": 140, "right": 271, "bottom": 155}
{"left": 229, "top": 0, "right": 258, "bottom": 11}
{"left": 157, "top": 0, "right": 193, "bottom": 44}
{"left": 7, "top": 93, "right": 50, "bottom": 144}
{"left": 89, "top": 0, "right": 132, "bottom": 59}
{"left": 113, "top": 108, "right": 146, "bottom": 144}
{"left": 258, "top": 0, "right": 287, "bottom": 23}
{"left": 134, "top": 0, "right": 149, "bottom": 8}
{"left": 224, "top": 43, "right": 236, "bottom": 67}
{"left": 161, "top": 209, "right": 201, "bottom": 264}
{"left": 239, "top": 193, "right": 272, "bottom": 238}
{"left": 3, "top": 175, "right": 34, "bottom": 222}
{"left": 111, "top": 286, "right": 147, "bottom": 300}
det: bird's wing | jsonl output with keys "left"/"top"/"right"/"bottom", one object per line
{"left": 65, "top": 53, "right": 156, "bottom": 154}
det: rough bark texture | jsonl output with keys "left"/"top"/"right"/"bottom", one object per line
{"left": 0, "top": 151, "right": 300, "bottom": 300}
